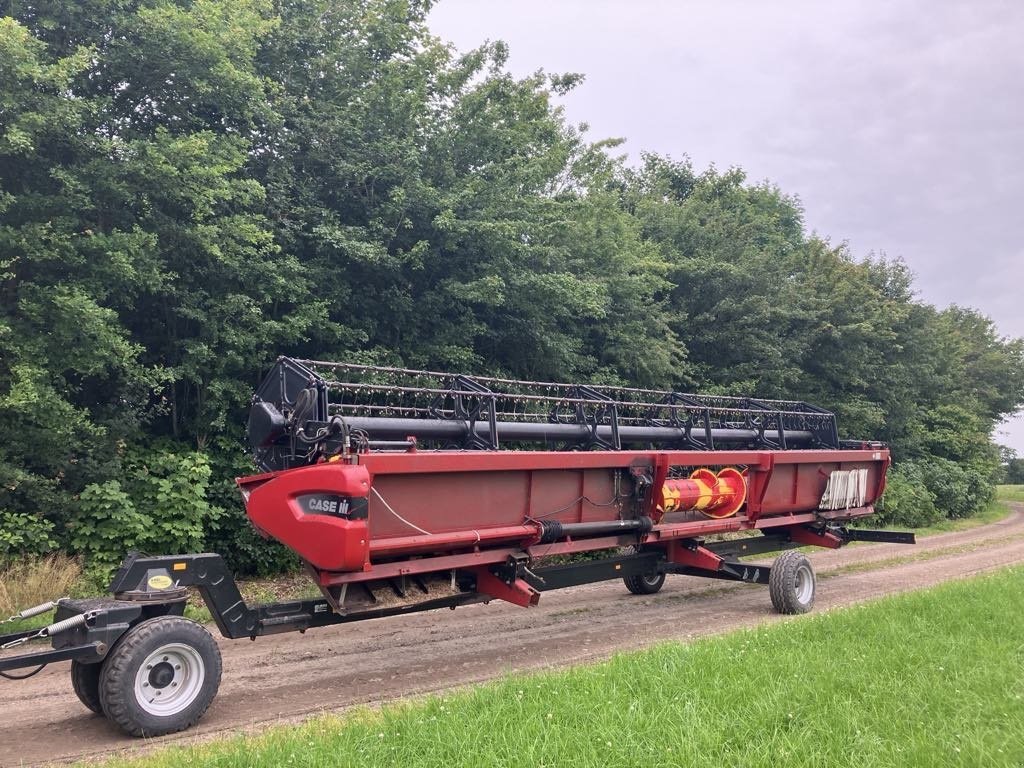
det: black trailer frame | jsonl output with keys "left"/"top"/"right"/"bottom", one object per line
{"left": 1, "top": 525, "right": 915, "bottom": 678}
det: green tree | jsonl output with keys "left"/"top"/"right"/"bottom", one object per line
{"left": 2, "top": 0, "right": 1023, "bottom": 572}
{"left": 0, "top": 2, "right": 322, "bottom": 569}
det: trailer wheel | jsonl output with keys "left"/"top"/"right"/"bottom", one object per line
{"left": 71, "top": 660, "right": 104, "bottom": 715}
{"left": 98, "top": 616, "right": 222, "bottom": 737}
{"left": 769, "top": 551, "right": 816, "bottom": 614}
{"left": 623, "top": 571, "right": 666, "bottom": 595}
{"left": 621, "top": 546, "right": 666, "bottom": 595}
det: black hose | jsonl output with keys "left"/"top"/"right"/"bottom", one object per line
{"left": 0, "top": 664, "right": 46, "bottom": 680}
{"left": 537, "top": 517, "right": 652, "bottom": 544}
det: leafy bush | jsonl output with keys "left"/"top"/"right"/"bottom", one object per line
{"left": 71, "top": 480, "right": 148, "bottom": 573}
{"left": 920, "top": 457, "right": 995, "bottom": 519}
{"left": 70, "top": 445, "right": 225, "bottom": 576}
{"left": 0, "top": 510, "right": 58, "bottom": 558}
{"left": 200, "top": 436, "right": 298, "bottom": 577}
{"left": 206, "top": 513, "right": 299, "bottom": 578}
{"left": 874, "top": 462, "right": 943, "bottom": 528}
{"left": 878, "top": 456, "right": 997, "bottom": 527}
{"left": 142, "top": 451, "right": 222, "bottom": 554}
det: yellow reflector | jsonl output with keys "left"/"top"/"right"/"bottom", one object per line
{"left": 172, "top": 562, "right": 187, "bottom": 571}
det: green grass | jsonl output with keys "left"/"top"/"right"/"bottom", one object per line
{"left": 997, "top": 484, "right": 1024, "bottom": 503}
{"left": 96, "top": 566, "right": 1024, "bottom": 768}
{"left": 911, "top": 497, "right": 1011, "bottom": 535}
{"left": 903, "top": 485, "right": 1024, "bottom": 538}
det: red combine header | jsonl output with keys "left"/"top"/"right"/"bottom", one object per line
{"left": 239, "top": 358, "right": 891, "bottom": 612}
{"left": 1, "top": 356, "right": 912, "bottom": 738}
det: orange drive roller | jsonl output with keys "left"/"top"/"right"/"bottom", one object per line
{"left": 688, "top": 468, "right": 718, "bottom": 508}
{"left": 700, "top": 467, "right": 747, "bottom": 518}
{"left": 658, "top": 467, "right": 747, "bottom": 518}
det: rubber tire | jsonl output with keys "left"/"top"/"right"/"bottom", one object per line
{"left": 769, "top": 550, "right": 816, "bottom": 615}
{"left": 99, "top": 616, "right": 222, "bottom": 737}
{"left": 71, "top": 660, "right": 104, "bottom": 714}
{"left": 623, "top": 571, "right": 666, "bottom": 595}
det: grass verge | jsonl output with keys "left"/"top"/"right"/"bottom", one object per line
{"left": 997, "top": 484, "right": 1024, "bottom": 504}
{"left": 96, "top": 566, "right": 1024, "bottom": 768}
{"left": 895, "top": 496, "right": 1012, "bottom": 536}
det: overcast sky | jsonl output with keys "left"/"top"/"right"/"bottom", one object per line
{"left": 429, "top": 0, "right": 1024, "bottom": 452}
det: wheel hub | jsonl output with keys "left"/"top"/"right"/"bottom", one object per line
{"left": 133, "top": 643, "right": 206, "bottom": 716}
{"left": 795, "top": 564, "right": 814, "bottom": 603}
{"left": 148, "top": 661, "right": 175, "bottom": 689}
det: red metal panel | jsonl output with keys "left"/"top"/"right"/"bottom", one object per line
{"left": 472, "top": 569, "right": 540, "bottom": 607}
{"left": 786, "top": 525, "right": 843, "bottom": 549}
{"left": 367, "top": 467, "right": 622, "bottom": 540}
{"left": 758, "top": 459, "right": 884, "bottom": 516}
{"left": 666, "top": 542, "right": 724, "bottom": 571}
{"left": 243, "top": 462, "right": 371, "bottom": 572}
{"left": 354, "top": 448, "right": 880, "bottom": 475}
{"left": 239, "top": 447, "right": 889, "bottom": 577}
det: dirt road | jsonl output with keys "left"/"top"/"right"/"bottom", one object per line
{"left": 3, "top": 506, "right": 1023, "bottom": 766}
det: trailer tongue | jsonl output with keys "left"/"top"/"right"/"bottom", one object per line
{"left": 1, "top": 356, "right": 913, "bottom": 737}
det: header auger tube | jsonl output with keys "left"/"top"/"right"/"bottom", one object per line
{"left": 247, "top": 356, "right": 843, "bottom": 472}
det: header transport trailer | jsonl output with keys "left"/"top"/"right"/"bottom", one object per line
{"left": 0, "top": 357, "right": 913, "bottom": 736}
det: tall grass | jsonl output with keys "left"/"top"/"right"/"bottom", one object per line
{"left": 0, "top": 554, "right": 82, "bottom": 617}
{"left": 97, "top": 565, "right": 1024, "bottom": 768}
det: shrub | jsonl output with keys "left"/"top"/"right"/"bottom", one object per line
{"left": 874, "top": 462, "right": 943, "bottom": 528}
{"left": 141, "top": 451, "right": 222, "bottom": 555}
{"left": 920, "top": 457, "right": 995, "bottom": 519}
{"left": 205, "top": 514, "right": 299, "bottom": 578}
{"left": 71, "top": 479, "right": 149, "bottom": 574}
{"left": 878, "top": 455, "right": 997, "bottom": 527}
{"left": 70, "top": 444, "right": 225, "bottom": 577}
{"left": 0, "top": 510, "right": 58, "bottom": 558}
{"left": 201, "top": 435, "right": 298, "bottom": 577}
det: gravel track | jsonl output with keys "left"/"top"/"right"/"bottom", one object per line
{"left": 2, "top": 506, "right": 1022, "bottom": 766}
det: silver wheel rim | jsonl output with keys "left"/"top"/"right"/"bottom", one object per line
{"left": 795, "top": 564, "right": 814, "bottom": 604}
{"left": 133, "top": 643, "right": 205, "bottom": 716}
{"left": 643, "top": 574, "right": 662, "bottom": 587}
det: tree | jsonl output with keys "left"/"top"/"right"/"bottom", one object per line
{"left": 1001, "top": 447, "right": 1024, "bottom": 485}
{"left": 2, "top": 0, "right": 1023, "bottom": 571}
{"left": 0, "top": 2, "right": 321, "bottom": 563}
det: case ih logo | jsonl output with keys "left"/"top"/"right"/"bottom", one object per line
{"left": 309, "top": 496, "right": 348, "bottom": 515}
{"left": 296, "top": 493, "right": 368, "bottom": 520}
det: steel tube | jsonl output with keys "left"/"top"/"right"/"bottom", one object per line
{"left": 369, "top": 519, "right": 653, "bottom": 558}
{"left": 370, "top": 525, "right": 538, "bottom": 557}
{"left": 343, "top": 416, "right": 813, "bottom": 447}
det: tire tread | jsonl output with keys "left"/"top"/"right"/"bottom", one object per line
{"left": 623, "top": 572, "right": 666, "bottom": 595}
{"left": 99, "top": 616, "right": 221, "bottom": 737}
{"left": 769, "top": 550, "right": 815, "bottom": 614}
{"left": 71, "top": 660, "right": 104, "bottom": 714}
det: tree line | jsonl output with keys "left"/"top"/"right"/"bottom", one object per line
{"left": 2, "top": 0, "right": 1022, "bottom": 576}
